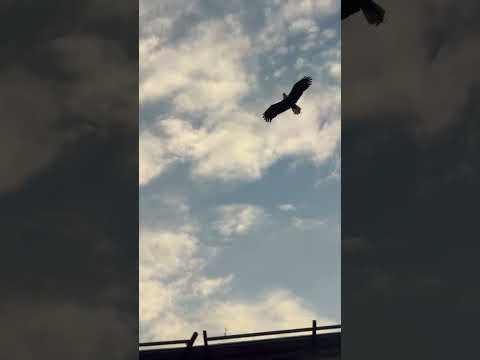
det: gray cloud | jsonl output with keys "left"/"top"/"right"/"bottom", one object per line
{"left": 343, "top": 1, "right": 480, "bottom": 358}
{"left": 1, "top": 1, "right": 137, "bottom": 359}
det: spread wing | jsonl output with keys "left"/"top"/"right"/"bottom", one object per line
{"left": 341, "top": 0, "right": 361, "bottom": 19}
{"left": 286, "top": 76, "right": 312, "bottom": 104}
{"left": 263, "top": 99, "right": 291, "bottom": 122}
{"left": 342, "top": 0, "right": 385, "bottom": 25}
{"left": 362, "top": 1, "right": 385, "bottom": 25}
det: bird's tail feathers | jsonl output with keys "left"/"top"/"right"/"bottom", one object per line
{"left": 292, "top": 104, "right": 301, "bottom": 115}
{"left": 362, "top": 1, "right": 385, "bottom": 25}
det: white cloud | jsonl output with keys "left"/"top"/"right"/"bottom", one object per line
{"left": 289, "top": 18, "right": 319, "bottom": 34}
{"left": 141, "top": 284, "right": 332, "bottom": 343}
{"left": 192, "top": 275, "right": 234, "bottom": 297}
{"left": 139, "top": 127, "right": 178, "bottom": 186}
{"left": 139, "top": 4, "right": 340, "bottom": 185}
{"left": 274, "top": 66, "right": 288, "bottom": 78}
{"left": 279, "top": 204, "right": 296, "bottom": 211}
{"left": 140, "top": 0, "right": 198, "bottom": 37}
{"left": 300, "top": 28, "right": 337, "bottom": 52}
{"left": 203, "top": 289, "right": 327, "bottom": 335}
{"left": 140, "top": 279, "right": 177, "bottom": 323}
{"left": 321, "top": 46, "right": 341, "bottom": 61}
{"left": 325, "top": 62, "right": 341, "bottom": 81}
{"left": 139, "top": 1, "right": 341, "bottom": 343}
{"left": 138, "top": 195, "right": 334, "bottom": 342}
{"left": 214, "top": 204, "right": 266, "bottom": 237}
{"left": 140, "top": 84, "right": 340, "bottom": 183}
{"left": 318, "top": 39, "right": 341, "bottom": 81}
{"left": 294, "top": 58, "right": 305, "bottom": 70}
{"left": 291, "top": 216, "right": 326, "bottom": 230}
{"left": 139, "top": 221, "right": 330, "bottom": 343}
{"left": 316, "top": 155, "right": 340, "bottom": 186}
{"left": 257, "top": 0, "right": 337, "bottom": 53}
{"left": 139, "top": 223, "right": 232, "bottom": 341}
{"left": 140, "top": 16, "right": 251, "bottom": 111}
{"left": 139, "top": 229, "right": 202, "bottom": 281}
{"left": 280, "top": 0, "right": 339, "bottom": 21}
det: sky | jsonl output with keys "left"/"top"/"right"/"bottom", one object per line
{"left": 1, "top": 1, "right": 138, "bottom": 359}
{"left": 139, "top": 0, "right": 341, "bottom": 342}
{"left": 3, "top": 1, "right": 480, "bottom": 359}
{"left": 342, "top": 1, "right": 480, "bottom": 358}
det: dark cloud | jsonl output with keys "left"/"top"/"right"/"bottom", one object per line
{"left": 1, "top": 1, "right": 137, "bottom": 359}
{"left": 343, "top": 1, "right": 480, "bottom": 358}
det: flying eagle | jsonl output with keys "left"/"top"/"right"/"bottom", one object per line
{"left": 341, "top": 0, "right": 385, "bottom": 25}
{"left": 263, "top": 76, "right": 312, "bottom": 123}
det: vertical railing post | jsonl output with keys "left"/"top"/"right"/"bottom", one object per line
{"left": 203, "top": 330, "right": 208, "bottom": 347}
{"left": 187, "top": 332, "right": 198, "bottom": 348}
{"left": 202, "top": 330, "right": 209, "bottom": 360}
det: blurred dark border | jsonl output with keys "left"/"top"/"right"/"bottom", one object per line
{"left": 342, "top": 1, "right": 480, "bottom": 358}
{"left": 0, "top": 1, "right": 138, "bottom": 359}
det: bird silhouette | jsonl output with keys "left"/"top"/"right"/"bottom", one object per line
{"left": 341, "top": 0, "right": 385, "bottom": 25}
{"left": 263, "top": 76, "right": 312, "bottom": 123}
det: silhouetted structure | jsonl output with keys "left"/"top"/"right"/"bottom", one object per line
{"left": 342, "top": 0, "right": 385, "bottom": 25}
{"left": 140, "top": 322, "right": 340, "bottom": 360}
{"left": 263, "top": 76, "right": 312, "bottom": 123}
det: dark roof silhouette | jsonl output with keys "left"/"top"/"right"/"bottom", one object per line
{"left": 140, "top": 322, "right": 340, "bottom": 360}
{"left": 341, "top": 0, "right": 385, "bottom": 25}
{"left": 263, "top": 76, "right": 312, "bottom": 123}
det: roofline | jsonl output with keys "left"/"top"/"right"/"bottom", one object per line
{"left": 140, "top": 321, "right": 341, "bottom": 351}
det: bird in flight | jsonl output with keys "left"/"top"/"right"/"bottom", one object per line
{"left": 341, "top": 0, "right": 385, "bottom": 26}
{"left": 263, "top": 76, "right": 312, "bottom": 123}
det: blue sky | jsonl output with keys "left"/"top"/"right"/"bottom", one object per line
{"left": 139, "top": 0, "right": 341, "bottom": 342}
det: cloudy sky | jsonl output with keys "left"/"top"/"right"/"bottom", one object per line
{"left": 342, "top": 1, "right": 480, "bottom": 358}
{"left": 139, "top": 0, "right": 341, "bottom": 342}
{"left": 2, "top": 2, "right": 138, "bottom": 359}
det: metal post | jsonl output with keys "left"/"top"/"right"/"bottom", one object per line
{"left": 203, "top": 330, "right": 208, "bottom": 347}
{"left": 187, "top": 332, "right": 198, "bottom": 348}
